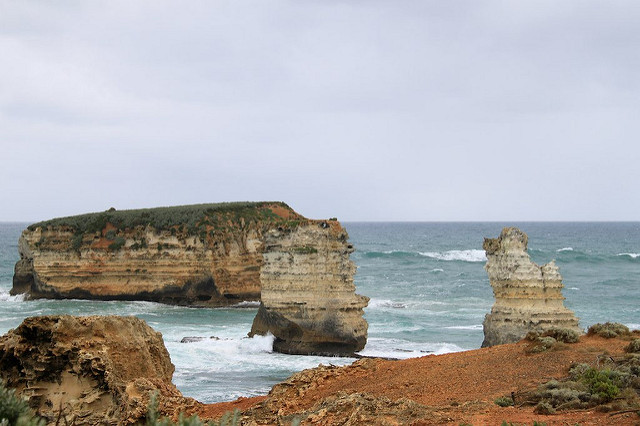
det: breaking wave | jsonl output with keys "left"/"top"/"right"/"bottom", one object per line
{"left": 557, "top": 247, "right": 574, "bottom": 252}
{"left": 618, "top": 253, "right": 640, "bottom": 259}
{"left": 368, "top": 299, "right": 407, "bottom": 309}
{"left": 0, "top": 291, "right": 25, "bottom": 302}
{"left": 418, "top": 250, "right": 486, "bottom": 262}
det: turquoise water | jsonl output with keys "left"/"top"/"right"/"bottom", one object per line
{"left": 1, "top": 222, "right": 638, "bottom": 402}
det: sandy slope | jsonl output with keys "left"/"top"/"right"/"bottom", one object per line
{"left": 199, "top": 334, "right": 640, "bottom": 425}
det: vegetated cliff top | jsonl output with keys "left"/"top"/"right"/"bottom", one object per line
{"left": 27, "top": 201, "right": 309, "bottom": 235}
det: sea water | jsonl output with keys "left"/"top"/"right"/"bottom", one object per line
{"left": 0, "top": 222, "right": 638, "bottom": 403}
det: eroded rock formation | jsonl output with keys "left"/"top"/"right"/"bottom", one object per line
{"left": 481, "top": 227, "right": 582, "bottom": 347}
{"left": 249, "top": 223, "right": 369, "bottom": 355}
{"left": 14, "top": 202, "right": 316, "bottom": 306}
{"left": 12, "top": 202, "right": 368, "bottom": 355}
{"left": 0, "top": 315, "right": 198, "bottom": 425}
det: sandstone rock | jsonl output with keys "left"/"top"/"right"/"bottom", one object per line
{"left": 13, "top": 202, "right": 310, "bottom": 306}
{"left": 249, "top": 223, "right": 369, "bottom": 355}
{"left": 0, "top": 315, "right": 198, "bottom": 425}
{"left": 481, "top": 227, "right": 582, "bottom": 347}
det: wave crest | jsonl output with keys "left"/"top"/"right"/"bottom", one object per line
{"left": 618, "top": 253, "right": 640, "bottom": 259}
{"left": 419, "top": 250, "right": 486, "bottom": 262}
{"left": 0, "top": 291, "right": 26, "bottom": 302}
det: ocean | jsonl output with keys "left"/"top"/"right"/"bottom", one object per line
{"left": 1, "top": 222, "right": 638, "bottom": 403}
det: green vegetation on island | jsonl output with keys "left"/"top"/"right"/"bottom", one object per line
{"left": 28, "top": 203, "right": 314, "bottom": 252}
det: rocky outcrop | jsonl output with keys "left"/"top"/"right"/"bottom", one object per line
{"left": 249, "top": 224, "right": 369, "bottom": 355}
{"left": 481, "top": 227, "right": 582, "bottom": 347}
{"left": 0, "top": 315, "right": 198, "bottom": 425}
{"left": 13, "top": 202, "right": 315, "bottom": 306}
{"left": 12, "top": 202, "right": 369, "bottom": 356}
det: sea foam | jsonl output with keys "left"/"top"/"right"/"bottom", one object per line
{"left": 618, "top": 253, "right": 640, "bottom": 259}
{"left": 0, "top": 291, "right": 25, "bottom": 302}
{"left": 419, "top": 249, "right": 486, "bottom": 262}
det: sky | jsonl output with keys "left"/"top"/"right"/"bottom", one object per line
{"left": 1, "top": 1, "right": 639, "bottom": 222}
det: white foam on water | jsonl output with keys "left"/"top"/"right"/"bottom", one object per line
{"left": 358, "top": 339, "right": 465, "bottom": 359}
{"left": 569, "top": 287, "right": 580, "bottom": 290}
{"left": 445, "top": 324, "right": 483, "bottom": 331}
{"left": 626, "top": 323, "right": 640, "bottom": 331}
{"left": 419, "top": 249, "right": 486, "bottom": 262}
{"left": 0, "top": 291, "right": 26, "bottom": 302}
{"left": 618, "top": 253, "right": 640, "bottom": 259}
{"left": 430, "top": 268, "right": 444, "bottom": 273}
{"left": 367, "top": 299, "right": 407, "bottom": 309}
{"left": 232, "top": 301, "right": 261, "bottom": 308}
{"left": 557, "top": 247, "right": 574, "bottom": 252}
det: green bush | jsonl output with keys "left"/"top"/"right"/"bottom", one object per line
{"left": 0, "top": 380, "right": 44, "bottom": 426}
{"left": 587, "top": 322, "right": 630, "bottom": 338}
{"left": 533, "top": 401, "right": 555, "bottom": 415}
{"left": 543, "top": 328, "right": 580, "bottom": 343}
{"left": 625, "top": 339, "right": 640, "bottom": 353}
{"left": 494, "top": 396, "right": 514, "bottom": 407}
{"left": 108, "top": 236, "right": 126, "bottom": 251}
{"left": 145, "top": 392, "right": 239, "bottom": 426}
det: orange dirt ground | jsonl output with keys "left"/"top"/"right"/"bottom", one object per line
{"left": 199, "top": 334, "right": 640, "bottom": 425}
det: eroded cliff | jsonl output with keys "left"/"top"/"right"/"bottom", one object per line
{"left": 13, "top": 202, "right": 369, "bottom": 355}
{"left": 0, "top": 315, "right": 198, "bottom": 425}
{"left": 13, "top": 202, "right": 312, "bottom": 305}
{"left": 481, "top": 227, "right": 582, "bottom": 347}
{"left": 249, "top": 223, "right": 369, "bottom": 355}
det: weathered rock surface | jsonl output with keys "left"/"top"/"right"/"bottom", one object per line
{"left": 249, "top": 224, "right": 369, "bottom": 355}
{"left": 0, "top": 315, "right": 198, "bottom": 425}
{"left": 12, "top": 202, "right": 368, "bottom": 355}
{"left": 13, "top": 202, "right": 314, "bottom": 306}
{"left": 482, "top": 227, "right": 582, "bottom": 347}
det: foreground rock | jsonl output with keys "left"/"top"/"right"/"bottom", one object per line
{"left": 249, "top": 224, "right": 369, "bottom": 355}
{"left": 0, "top": 315, "right": 198, "bottom": 425}
{"left": 481, "top": 227, "right": 582, "bottom": 347}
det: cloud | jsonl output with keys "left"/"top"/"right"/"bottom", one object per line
{"left": 1, "top": 1, "right": 639, "bottom": 221}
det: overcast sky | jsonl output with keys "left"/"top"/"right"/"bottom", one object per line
{"left": 1, "top": 1, "right": 639, "bottom": 222}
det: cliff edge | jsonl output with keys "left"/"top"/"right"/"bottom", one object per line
{"left": 481, "top": 227, "right": 582, "bottom": 347}
{"left": 0, "top": 315, "right": 198, "bottom": 425}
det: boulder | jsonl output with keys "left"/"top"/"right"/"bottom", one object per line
{"left": 0, "top": 315, "right": 198, "bottom": 425}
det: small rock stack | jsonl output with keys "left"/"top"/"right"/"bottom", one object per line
{"left": 482, "top": 227, "right": 582, "bottom": 347}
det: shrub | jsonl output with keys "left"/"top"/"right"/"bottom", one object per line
{"left": 526, "top": 336, "right": 560, "bottom": 353}
{"left": 145, "top": 392, "right": 239, "bottom": 426}
{"left": 587, "top": 322, "right": 630, "bottom": 338}
{"left": 108, "top": 236, "right": 126, "bottom": 251}
{"left": 625, "top": 339, "right": 640, "bottom": 353}
{"left": 543, "top": 328, "right": 580, "bottom": 343}
{"left": 494, "top": 396, "right": 514, "bottom": 407}
{"left": 0, "top": 380, "right": 44, "bottom": 426}
{"left": 534, "top": 401, "right": 555, "bottom": 415}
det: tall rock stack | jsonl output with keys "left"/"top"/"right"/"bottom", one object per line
{"left": 250, "top": 222, "right": 369, "bottom": 355}
{"left": 481, "top": 227, "right": 582, "bottom": 347}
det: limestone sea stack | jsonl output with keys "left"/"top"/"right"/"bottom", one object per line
{"left": 12, "top": 202, "right": 369, "bottom": 355}
{"left": 249, "top": 224, "right": 369, "bottom": 355}
{"left": 481, "top": 227, "right": 581, "bottom": 347}
{"left": 15, "top": 202, "right": 329, "bottom": 306}
{"left": 0, "top": 315, "right": 198, "bottom": 425}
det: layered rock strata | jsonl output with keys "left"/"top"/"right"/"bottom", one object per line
{"left": 249, "top": 224, "right": 369, "bottom": 355}
{"left": 481, "top": 227, "right": 582, "bottom": 347}
{"left": 14, "top": 202, "right": 313, "bottom": 305}
{"left": 0, "top": 315, "right": 198, "bottom": 425}
{"left": 12, "top": 202, "right": 368, "bottom": 355}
